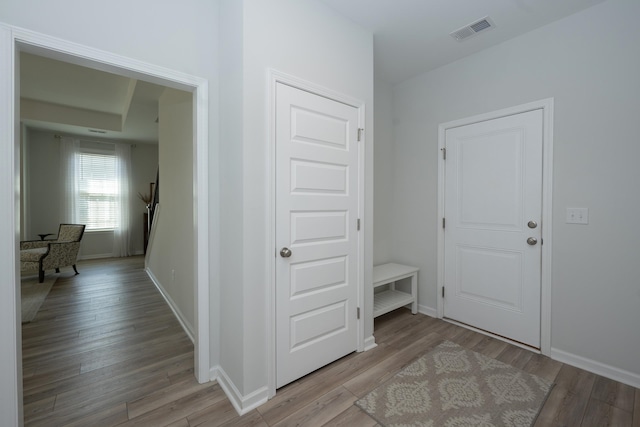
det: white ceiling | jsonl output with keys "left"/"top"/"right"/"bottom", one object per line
{"left": 319, "top": 0, "right": 608, "bottom": 84}
{"left": 20, "top": 53, "right": 165, "bottom": 143}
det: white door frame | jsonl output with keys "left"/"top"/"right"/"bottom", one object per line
{"left": 437, "top": 99, "right": 554, "bottom": 355}
{"left": 0, "top": 24, "right": 211, "bottom": 425}
{"left": 267, "top": 69, "right": 366, "bottom": 398}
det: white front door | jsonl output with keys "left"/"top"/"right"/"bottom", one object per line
{"left": 443, "top": 109, "right": 543, "bottom": 348}
{"left": 275, "top": 82, "right": 360, "bottom": 388}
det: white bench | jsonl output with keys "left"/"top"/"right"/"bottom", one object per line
{"left": 373, "top": 263, "right": 418, "bottom": 318}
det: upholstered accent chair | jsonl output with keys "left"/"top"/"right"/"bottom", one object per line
{"left": 20, "top": 224, "right": 86, "bottom": 283}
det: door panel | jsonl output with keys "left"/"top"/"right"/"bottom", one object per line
{"left": 276, "top": 83, "right": 359, "bottom": 388}
{"left": 291, "top": 107, "right": 349, "bottom": 148}
{"left": 444, "top": 109, "right": 543, "bottom": 348}
{"left": 458, "top": 130, "right": 523, "bottom": 230}
{"left": 290, "top": 301, "right": 348, "bottom": 350}
{"left": 457, "top": 246, "right": 523, "bottom": 311}
{"left": 290, "top": 256, "right": 347, "bottom": 297}
{"left": 290, "top": 160, "right": 348, "bottom": 194}
{"left": 290, "top": 211, "right": 348, "bottom": 244}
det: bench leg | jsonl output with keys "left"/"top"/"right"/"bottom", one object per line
{"left": 410, "top": 273, "right": 418, "bottom": 314}
{"left": 72, "top": 264, "right": 79, "bottom": 275}
{"left": 38, "top": 268, "right": 44, "bottom": 283}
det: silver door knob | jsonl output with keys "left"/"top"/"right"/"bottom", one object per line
{"left": 280, "top": 247, "right": 292, "bottom": 258}
{"left": 528, "top": 220, "right": 538, "bottom": 229}
{"left": 527, "top": 237, "right": 538, "bottom": 246}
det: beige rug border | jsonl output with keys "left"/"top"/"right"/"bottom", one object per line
{"left": 21, "top": 273, "right": 59, "bottom": 323}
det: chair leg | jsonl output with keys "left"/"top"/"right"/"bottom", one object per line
{"left": 39, "top": 268, "right": 44, "bottom": 283}
{"left": 73, "top": 264, "right": 79, "bottom": 275}
{"left": 55, "top": 268, "right": 60, "bottom": 273}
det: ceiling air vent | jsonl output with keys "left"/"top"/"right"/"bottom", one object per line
{"left": 450, "top": 16, "right": 495, "bottom": 41}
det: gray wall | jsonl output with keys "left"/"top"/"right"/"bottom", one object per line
{"left": 146, "top": 88, "right": 195, "bottom": 335}
{"left": 373, "top": 77, "right": 394, "bottom": 265}
{"left": 387, "top": 0, "right": 640, "bottom": 380}
{"left": 23, "top": 128, "right": 158, "bottom": 258}
{"left": 218, "top": 0, "right": 245, "bottom": 392}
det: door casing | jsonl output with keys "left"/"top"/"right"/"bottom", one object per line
{"left": 267, "top": 69, "right": 366, "bottom": 398}
{"left": 437, "top": 98, "right": 554, "bottom": 355}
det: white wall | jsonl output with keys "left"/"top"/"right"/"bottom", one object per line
{"left": 23, "top": 129, "right": 59, "bottom": 240}
{"left": 0, "top": 2, "right": 220, "bottom": 423}
{"left": 218, "top": 0, "right": 245, "bottom": 391}
{"left": 0, "top": 1, "right": 219, "bottom": 79}
{"left": 390, "top": 0, "right": 640, "bottom": 381}
{"left": 373, "top": 77, "right": 394, "bottom": 265}
{"left": 23, "top": 128, "right": 158, "bottom": 258}
{"left": 147, "top": 88, "right": 195, "bottom": 334}
{"left": 218, "top": 0, "right": 374, "bottom": 402}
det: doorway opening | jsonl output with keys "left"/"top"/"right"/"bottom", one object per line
{"left": 1, "top": 26, "right": 211, "bottom": 423}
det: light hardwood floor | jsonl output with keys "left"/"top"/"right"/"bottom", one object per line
{"left": 22, "top": 257, "right": 640, "bottom": 426}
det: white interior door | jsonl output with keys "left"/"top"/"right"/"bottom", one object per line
{"left": 443, "top": 109, "right": 543, "bottom": 348}
{"left": 275, "top": 82, "right": 360, "bottom": 388}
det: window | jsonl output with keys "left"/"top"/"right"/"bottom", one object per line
{"left": 78, "top": 151, "right": 118, "bottom": 231}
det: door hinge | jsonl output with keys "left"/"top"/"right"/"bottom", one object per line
{"left": 357, "top": 307, "right": 360, "bottom": 319}
{"left": 442, "top": 287, "right": 445, "bottom": 298}
{"left": 357, "top": 218, "right": 361, "bottom": 231}
{"left": 358, "top": 128, "right": 364, "bottom": 142}
{"left": 441, "top": 147, "right": 446, "bottom": 160}
{"left": 442, "top": 218, "right": 446, "bottom": 229}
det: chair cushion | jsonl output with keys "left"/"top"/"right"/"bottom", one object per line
{"left": 20, "top": 247, "right": 48, "bottom": 262}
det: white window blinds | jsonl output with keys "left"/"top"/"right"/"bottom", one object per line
{"left": 78, "top": 151, "right": 118, "bottom": 230}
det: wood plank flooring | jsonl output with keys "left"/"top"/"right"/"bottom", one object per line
{"left": 22, "top": 256, "right": 640, "bottom": 426}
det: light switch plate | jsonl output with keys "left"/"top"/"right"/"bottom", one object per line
{"left": 566, "top": 207, "right": 588, "bottom": 224}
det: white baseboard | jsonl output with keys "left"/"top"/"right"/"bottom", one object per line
{"left": 418, "top": 304, "right": 437, "bottom": 318}
{"left": 78, "top": 251, "right": 144, "bottom": 261}
{"left": 550, "top": 347, "right": 640, "bottom": 389}
{"left": 212, "top": 366, "right": 269, "bottom": 416}
{"left": 145, "top": 268, "right": 195, "bottom": 343}
{"left": 364, "top": 335, "right": 377, "bottom": 351}
{"left": 78, "top": 253, "right": 113, "bottom": 260}
{"left": 210, "top": 365, "right": 219, "bottom": 381}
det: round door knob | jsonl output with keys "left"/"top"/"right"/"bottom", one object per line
{"left": 280, "top": 247, "right": 292, "bottom": 258}
{"left": 527, "top": 237, "right": 538, "bottom": 246}
{"left": 528, "top": 220, "right": 538, "bottom": 229}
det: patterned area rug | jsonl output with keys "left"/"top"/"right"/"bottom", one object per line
{"left": 355, "top": 341, "right": 553, "bottom": 427}
{"left": 21, "top": 273, "right": 58, "bottom": 323}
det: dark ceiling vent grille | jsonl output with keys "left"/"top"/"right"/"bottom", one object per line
{"left": 470, "top": 19, "right": 491, "bottom": 33}
{"left": 450, "top": 16, "right": 495, "bottom": 41}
